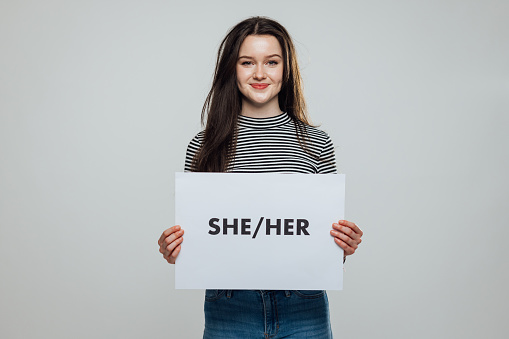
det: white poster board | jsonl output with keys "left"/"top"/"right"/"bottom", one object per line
{"left": 174, "top": 172, "right": 345, "bottom": 290}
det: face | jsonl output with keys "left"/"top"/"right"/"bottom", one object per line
{"left": 236, "top": 35, "right": 284, "bottom": 113}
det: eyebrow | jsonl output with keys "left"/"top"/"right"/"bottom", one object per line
{"left": 238, "top": 54, "right": 282, "bottom": 60}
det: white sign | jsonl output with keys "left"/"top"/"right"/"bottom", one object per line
{"left": 174, "top": 172, "right": 345, "bottom": 290}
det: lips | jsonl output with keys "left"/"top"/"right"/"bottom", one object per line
{"left": 250, "top": 83, "right": 269, "bottom": 89}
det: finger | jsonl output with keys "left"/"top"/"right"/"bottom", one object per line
{"left": 158, "top": 225, "right": 181, "bottom": 246}
{"left": 330, "top": 230, "right": 359, "bottom": 249}
{"left": 332, "top": 223, "right": 360, "bottom": 242}
{"left": 164, "top": 236, "right": 184, "bottom": 257}
{"left": 163, "top": 229, "right": 184, "bottom": 248}
{"left": 333, "top": 237, "right": 356, "bottom": 256}
{"left": 338, "top": 220, "right": 363, "bottom": 236}
{"left": 167, "top": 243, "right": 182, "bottom": 264}
{"left": 168, "top": 245, "right": 182, "bottom": 264}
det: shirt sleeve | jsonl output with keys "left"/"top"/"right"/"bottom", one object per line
{"left": 317, "top": 135, "right": 337, "bottom": 174}
{"left": 184, "top": 131, "right": 204, "bottom": 172}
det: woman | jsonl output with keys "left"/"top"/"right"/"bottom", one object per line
{"left": 158, "top": 16, "right": 363, "bottom": 338}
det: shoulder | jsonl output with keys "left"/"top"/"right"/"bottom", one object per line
{"left": 305, "top": 124, "right": 331, "bottom": 141}
{"left": 189, "top": 130, "right": 205, "bottom": 143}
{"left": 184, "top": 131, "right": 204, "bottom": 172}
{"left": 186, "top": 131, "right": 204, "bottom": 153}
{"left": 186, "top": 131, "right": 204, "bottom": 156}
{"left": 295, "top": 120, "right": 334, "bottom": 146}
{"left": 298, "top": 123, "right": 337, "bottom": 173}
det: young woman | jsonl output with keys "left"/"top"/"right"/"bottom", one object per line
{"left": 158, "top": 16, "right": 363, "bottom": 338}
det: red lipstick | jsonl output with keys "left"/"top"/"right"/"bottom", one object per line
{"left": 250, "top": 83, "right": 269, "bottom": 89}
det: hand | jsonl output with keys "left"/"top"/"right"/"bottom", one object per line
{"left": 330, "top": 220, "right": 363, "bottom": 257}
{"left": 158, "top": 225, "right": 184, "bottom": 264}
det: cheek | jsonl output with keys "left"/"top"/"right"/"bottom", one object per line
{"left": 270, "top": 68, "right": 283, "bottom": 84}
{"left": 236, "top": 68, "right": 250, "bottom": 84}
{"left": 235, "top": 67, "right": 243, "bottom": 85}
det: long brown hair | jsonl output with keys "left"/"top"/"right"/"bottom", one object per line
{"left": 193, "top": 16, "right": 310, "bottom": 172}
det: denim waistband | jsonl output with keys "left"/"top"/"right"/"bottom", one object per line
{"left": 223, "top": 290, "right": 292, "bottom": 298}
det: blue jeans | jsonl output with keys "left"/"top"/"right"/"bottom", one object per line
{"left": 203, "top": 290, "right": 333, "bottom": 339}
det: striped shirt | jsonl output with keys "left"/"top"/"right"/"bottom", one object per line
{"left": 185, "top": 112, "right": 337, "bottom": 174}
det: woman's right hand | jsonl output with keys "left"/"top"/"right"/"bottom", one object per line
{"left": 158, "top": 225, "right": 184, "bottom": 264}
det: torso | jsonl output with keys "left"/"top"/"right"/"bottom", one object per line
{"left": 185, "top": 113, "right": 337, "bottom": 174}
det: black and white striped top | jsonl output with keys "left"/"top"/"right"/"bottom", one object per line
{"left": 184, "top": 112, "right": 337, "bottom": 174}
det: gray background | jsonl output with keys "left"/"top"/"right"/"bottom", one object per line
{"left": 1, "top": 0, "right": 508, "bottom": 338}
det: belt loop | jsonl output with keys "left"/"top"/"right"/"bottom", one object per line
{"left": 227, "top": 290, "right": 232, "bottom": 298}
{"left": 284, "top": 290, "right": 291, "bottom": 297}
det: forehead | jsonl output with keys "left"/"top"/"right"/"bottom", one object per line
{"left": 238, "top": 35, "right": 282, "bottom": 56}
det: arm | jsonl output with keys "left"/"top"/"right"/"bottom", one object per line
{"left": 158, "top": 226, "right": 184, "bottom": 264}
{"left": 158, "top": 132, "right": 203, "bottom": 264}
{"left": 316, "top": 135, "right": 364, "bottom": 258}
{"left": 330, "top": 220, "right": 363, "bottom": 260}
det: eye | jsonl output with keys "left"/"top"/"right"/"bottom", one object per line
{"left": 267, "top": 60, "right": 278, "bottom": 66}
{"left": 240, "top": 61, "right": 253, "bottom": 66}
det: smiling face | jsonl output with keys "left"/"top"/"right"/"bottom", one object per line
{"left": 236, "top": 35, "right": 284, "bottom": 117}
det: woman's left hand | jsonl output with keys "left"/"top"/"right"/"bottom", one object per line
{"left": 330, "top": 220, "right": 363, "bottom": 256}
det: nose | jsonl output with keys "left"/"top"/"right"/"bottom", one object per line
{"left": 253, "top": 64, "right": 266, "bottom": 80}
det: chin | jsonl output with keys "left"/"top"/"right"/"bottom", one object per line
{"left": 252, "top": 96, "right": 276, "bottom": 105}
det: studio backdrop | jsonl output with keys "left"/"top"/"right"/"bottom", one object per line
{"left": 1, "top": 1, "right": 508, "bottom": 338}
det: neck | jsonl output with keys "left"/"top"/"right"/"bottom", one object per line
{"left": 240, "top": 98, "right": 282, "bottom": 118}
